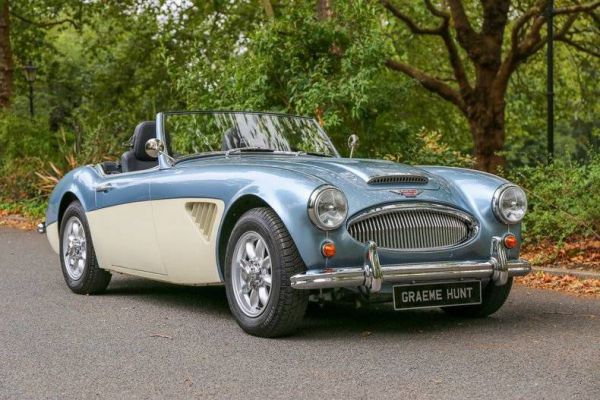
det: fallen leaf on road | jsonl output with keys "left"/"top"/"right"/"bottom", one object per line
{"left": 0, "top": 210, "right": 37, "bottom": 230}
{"left": 516, "top": 272, "right": 600, "bottom": 298}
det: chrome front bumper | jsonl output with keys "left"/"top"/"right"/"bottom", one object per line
{"left": 290, "top": 237, "right": 531, "bottom": 294}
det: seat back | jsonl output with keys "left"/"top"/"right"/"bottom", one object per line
{"left": 121, "top": 121, "right": 159, "bottom": 172}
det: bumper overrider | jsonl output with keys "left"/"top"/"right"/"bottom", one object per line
{"left": 290, "top": 237, "right": 531, "bottom": 293}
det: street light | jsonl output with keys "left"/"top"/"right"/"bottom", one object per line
{"left": 23, "top": 62, "right": 37, "bottom": 119}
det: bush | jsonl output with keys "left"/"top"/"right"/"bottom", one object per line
{"left": 510, "top": 156, "right": 600, "bottom": 243}
{"left": 0, "top": 111, "right": 120, "bottom": 203}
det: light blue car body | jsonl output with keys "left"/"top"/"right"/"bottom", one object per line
{"left": 45, "top": 115, "right": 521, "bottom": 286}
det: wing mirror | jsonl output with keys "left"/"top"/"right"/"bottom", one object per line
{"left": 145, "top": 138, "right": 165, "bottom": 158}
{"left": 347, "top": 134, "right": 359, "bottom": 158}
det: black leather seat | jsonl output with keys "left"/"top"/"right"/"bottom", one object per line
{"left": 121, "top": 121, "right": 159, "bottom": 173}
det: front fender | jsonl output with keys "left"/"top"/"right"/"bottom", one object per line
{"left": 419, "top": 166, "right": 523, "bottom": 257}
{"left": 46, "top": 165, "right": 99, "bottom": 226}
{"left": 223, "top": 179, "right": 332, "bottom": 270}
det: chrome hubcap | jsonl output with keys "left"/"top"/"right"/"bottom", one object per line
{"left": 232, "top": 231, "right": 272, "bottom": 317}
{"left": 62, "top": 216, "right": 87, "bottom": 280}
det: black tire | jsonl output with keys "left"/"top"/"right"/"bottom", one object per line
{"left": 224, "top": 207, "right": 308, "bottom": 337}
{"left": 59, "top": 201, "right": 111, "bottom": 294}
{"left": 442, "top": 278, "right": 513, "bottom": 317}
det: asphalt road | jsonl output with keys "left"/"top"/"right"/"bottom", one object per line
{"left": 1, "top": 227, "right": 599, "bottom": 399}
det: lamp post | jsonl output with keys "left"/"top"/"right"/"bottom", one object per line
{"left": 23, "top": 62, "right": 37, "bottom": 119}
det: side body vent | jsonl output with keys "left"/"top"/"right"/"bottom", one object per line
{"left": 186, "top": 202, "right": 218, "bottom": 241}
{"left": 368, "top": 174, "right": 428, "bottom": 185}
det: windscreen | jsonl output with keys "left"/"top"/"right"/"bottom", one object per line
{"left": 163, "top": 112, "right": 338, "bottom": 158}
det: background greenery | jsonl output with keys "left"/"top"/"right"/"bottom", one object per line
{"left": 0, "top": 0, "right": 598, "bottom": 243}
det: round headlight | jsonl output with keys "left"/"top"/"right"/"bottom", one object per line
{"left": 308, "top": 185, "right": 348, "bottom": 230}
{"left": 492, "top": 184, "right": 527, "bottom": 224}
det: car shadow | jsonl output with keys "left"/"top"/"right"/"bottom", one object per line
{"left": 102, "top": 275, "right": 519, "bottom": 337}
{"left": 103, "top": 275, "right": 231, "bottom": 317}
{"left": 297, "top": 302, "right": 500, "bottom": 339}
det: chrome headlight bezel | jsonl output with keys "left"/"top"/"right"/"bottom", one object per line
{"left": 492, "top": 183, "right": 528, "bottom": 225}
{"left": 308, "top": 185, "right": 348, "bottom": 231}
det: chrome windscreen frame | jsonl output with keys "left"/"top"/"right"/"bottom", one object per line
{"left": 345, "top": 202, "right": 480, "bottom": 252}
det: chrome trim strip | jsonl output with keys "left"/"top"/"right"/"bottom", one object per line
{"left": 290, "top": 239, "right": 531, "bottom": 293}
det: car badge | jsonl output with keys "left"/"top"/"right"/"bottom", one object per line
{"left": 391, "top": 189, "right": 422, "bottom": 198}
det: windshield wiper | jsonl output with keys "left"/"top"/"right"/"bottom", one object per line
{"left": 296, "top": 151, "right": 334, "bottom": 157}
{"left": 225, "top": 147, "right": 275, "bottom": 157}
{"left": 175, "top": 147, "right": 274, "bottom": 164}
{"left": 174, "top": 152, "right": 226, "bottom": 164}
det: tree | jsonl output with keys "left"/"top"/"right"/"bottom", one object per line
{"left": 0, "top": 0, "right": 12, "bottom": 107}
{"left": 0, "top": 0, "right": 86, "bottom": 109}
{"left": 380, "top": 0, "right": 600, "bottom": 171}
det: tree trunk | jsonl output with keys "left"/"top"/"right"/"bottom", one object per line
{"left": 0, "top": 0, "right": 13, "bottom": 108}
{"left": 467, "top": 99, "right": 506, "bottom": 173}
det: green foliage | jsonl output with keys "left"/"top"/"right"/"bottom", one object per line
{"left": 0, "top": 198, "right": 46, "bottom": 219}
{"left": 510, "top": 156, "right": 600, "bottom": 242}
{"left": 505, "top": 45, "right": 600, "bottom": 167}
{"left": 0, "top": 114, "right": 52, "bottom": 200}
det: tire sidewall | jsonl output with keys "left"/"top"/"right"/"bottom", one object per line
{"left": 59, "top": 202, "right": 96, "bottom": 292}
{"left": 224, "top": 213, "right": 284, "bottom": 332}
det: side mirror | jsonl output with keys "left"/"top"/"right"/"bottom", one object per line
{"left": 347, "top": 134, "right": 359, "bottom": 158}
{"left": 145, "top": 138, "right": 165, "bottom": 159}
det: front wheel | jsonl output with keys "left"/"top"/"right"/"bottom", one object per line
{"left": 442, "top": 278, "right": 513, "bottom": 317}
{"left": 224, "top": 208, "right": 308, "bottom": 337}
{"left": 59, "top": 201, "right": 111, "bottom": 294}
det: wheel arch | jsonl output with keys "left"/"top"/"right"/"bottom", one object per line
{"left": 217, "top": 194, "right": 272, "bottom": 280}
{"left": 57, "top": 191, "right": 81, "bottom": 228}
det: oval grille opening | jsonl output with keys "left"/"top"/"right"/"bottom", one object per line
{"left": 368, "top": 175, "right": 428, "bottom": 185}
{"left": 347, "top": 205, "right": 475, "bottom": 250}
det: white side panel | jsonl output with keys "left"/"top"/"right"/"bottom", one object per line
{"left": 152, "top": 198, "right": 225, "bottom": 285}
{"left": 86, "top": 202, "right": 166, "bottom": 275}
{"left": 46, "top": 222, "right": 59, "bottom": 254}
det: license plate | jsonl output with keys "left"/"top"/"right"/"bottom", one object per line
{"left": 393, "top": 281, "right": 482, "bottom": 310}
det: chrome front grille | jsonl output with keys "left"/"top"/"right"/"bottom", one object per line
{"left": 368, "top": 174, "right": 428, "bottom": 185}
{"left": 347, "top": 204, "right": 477, "bottom": 251}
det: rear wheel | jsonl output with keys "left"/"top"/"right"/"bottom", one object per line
{"left": 442, "top": 278, "right": 513, "bottom": 317}
{"left": 59, "top": 201, "right": 111, "bottom": 294}
{"left": 224, "top": 208, "right": 308, "bottom": 337}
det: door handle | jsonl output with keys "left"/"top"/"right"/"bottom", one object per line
{"left": 95, "top": 183, "right": 113, "bottom": 193}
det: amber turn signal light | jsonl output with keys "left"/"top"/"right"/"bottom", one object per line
{"left": 503, "top": 234, "right": 518, "bottom": 249}
{"left": 322, "top": 242, "right": 336, "bottom": 258}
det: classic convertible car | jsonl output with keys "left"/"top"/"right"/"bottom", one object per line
{"left": 40, "top": 111, "right": 531, "bottom": 337}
